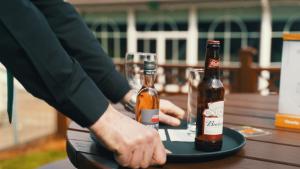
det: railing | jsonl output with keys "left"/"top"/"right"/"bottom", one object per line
{"left": 115, "top": 47, "right": 281, "bottom": 94}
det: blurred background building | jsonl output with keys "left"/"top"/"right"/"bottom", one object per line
{"left": 69, "top": 0, "right": 300, "bottom": 66}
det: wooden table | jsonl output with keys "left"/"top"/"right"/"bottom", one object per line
{"left": 66, "top": 94, "right": 300, "bottom": 169}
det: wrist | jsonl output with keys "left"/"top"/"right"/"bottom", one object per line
{"left": 90, "top": 104, "right": 117, "bottom": 135}
{"left": 89, "top": 104, "right": 126, "bottom": 150}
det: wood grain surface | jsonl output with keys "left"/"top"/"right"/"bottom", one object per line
{"left": 67, "top": 94, "right": 300, "bottom": 169}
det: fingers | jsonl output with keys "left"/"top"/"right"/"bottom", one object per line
{"left": 160, "top": 99, "right": 185, "bottom": 119}
{"left": 165, "top": 148, "right": 172, "bottom": 154}
{"left": 114, "top": 151, "right": 132, "bottom": 167}
{"left": 94, "top": 107, "right": 167, "bottom": 168}
{"left": 140, "top": 142, "right": 154, "bottom": 168}
{"left": 115, "top": 127, "right": 166, "bottom": 168}
{"left": 151, "top": 135, "right": 167, "bottom": 166}
{"left": 159, "top": 111, "right": 181, "bottom": 126}
{"left": 130, "top": 148, "right": 144, "bottom": 168}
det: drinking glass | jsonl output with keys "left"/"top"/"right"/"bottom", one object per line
{"left": 187, "top": 68, "right": 204, "bottom": 134}
{"left": 125, "top": 52, "right": 157, "bottom": 91}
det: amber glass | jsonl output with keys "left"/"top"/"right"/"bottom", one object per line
{"left": 135, "top": 75, "right": 160, "bottom": 124}
{"left": 195, "top": 40, "right": 225, "bottom": 152}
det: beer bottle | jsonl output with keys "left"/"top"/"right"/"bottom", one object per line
{"left": 135, "top": 60, "right": 159, "bottom": 130}
{"left": 195, "top": 40, "right": 225, "bottom": 151}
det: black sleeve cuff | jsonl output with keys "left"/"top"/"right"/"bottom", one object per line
{"left": 98, "top": 69, "right": 131, "bottom": 103}
{"left": 65, "top": 77, "right": 109, "bottom": 127}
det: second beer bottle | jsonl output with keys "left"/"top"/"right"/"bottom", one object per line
{"left": 135, "top": 60, "right": 160, "bottom": 130}
{"left": 195, "top": 40, "right": 225, "bottom": 151}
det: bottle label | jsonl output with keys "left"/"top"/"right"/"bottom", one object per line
{"left": 208, "top": 58, "right": 220, "bottom": 68}
{"left": 144, "top": 70, "right": 156, "bottom": 75}
{"left": 141, "top": 109, "right": 159, "bottom": 130}
{"left": 203, "top": 101, "right": 224, "bottom": 135}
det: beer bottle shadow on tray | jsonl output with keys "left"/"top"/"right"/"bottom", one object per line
{"left": 195, "top": 40, "right": 225, "bottom": 152}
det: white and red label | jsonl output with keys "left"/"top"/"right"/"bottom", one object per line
{"left": 203, "top": 101, "right": 224, "bottom": 135}
{"left": 141, "top": 109, "right": 159, "bottom": 130}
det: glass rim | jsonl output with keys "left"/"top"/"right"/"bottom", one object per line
{"left": 188, "top": 68, "right": 204, "bottom": 72}
{"left": 125, "top": 52, "right": 157, "bottom": 65}
{"left": 125, "top": 52, "right": 156, "bottom": 56}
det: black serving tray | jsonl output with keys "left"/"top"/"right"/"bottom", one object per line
{"left": 91, "top": 123, "right": 246, "bottom": 163}
{"left": 160, "top": 126, "right": 246, "bottom": 162}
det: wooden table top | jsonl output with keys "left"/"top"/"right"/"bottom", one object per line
{"left": 66, "top": 94, "right": 300, "bottom": 169}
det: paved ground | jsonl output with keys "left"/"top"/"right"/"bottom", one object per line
{"left": 0, "top": 89, "right": 56, "bottom": 150}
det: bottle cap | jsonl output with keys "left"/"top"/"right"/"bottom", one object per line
{"left": 207, "top": 40, "right": 220, "bottom": 44}
{"left": 207, "top": 40, "right": 220, "bottom": 47}
{"left": 144, "top": 60, "right": 156, "bottom": 75}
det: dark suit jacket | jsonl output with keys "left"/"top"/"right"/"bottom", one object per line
{"left": 0, "top": 0, "right": 130, "bottom": 127}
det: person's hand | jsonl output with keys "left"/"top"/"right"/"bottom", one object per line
{"left": 159, "top": 99, "right": 185, "bottom": 126}
{"left": 90, "top": 104, "right": 166, "bottom": 168}
{"left": 122, "top": 90, "right": 185, "bottom": 127}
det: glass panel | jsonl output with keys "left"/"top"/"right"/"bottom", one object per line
{"left": 84, "top": 15, "right": 127, "bottom": 59}
{"left": 248, "top": 37, "right": 260, "bottom": 63}
{"left": 166, "top": 40, "right": 173, "bottom": 61}
{"left": 136, "top": 10, "right": 188, "bottom": 23}
{"left": 166, "top": 39, "right": 186, "bottom": 62}
{"left": 87, "top": 22, "right": 127, "bottom": 32}
{"left": 137, "top": 23, "right": 159, "bottom": 31}
{"left": 198, "top": 37, "right": 208, "bottom": 61}
{"left": 217, "top": 38, "right": 225, "bottom": 62}
{"left": 231, "top": 22, "right": 242, "bottom": 32}
{"left": 272, "top": 20, "right": 286, "bottom": 32}
{"left": 82, "top": 12, "right": 127, "bottom": 24}
{"left": 136, "top": 10, "right": 188, "bottom": 31}
{"left": 271, "top": 38, "right": 283, "bottom": 62}
{"left": 137, "top": 39, "right": 157, "bottom": 53}
{"left": 178, "top": 40, "right": 187, "bottom": 61}
{"left": 214, "top": 22, "right": 225, "bottom": 32}
{"left": 120, "top": 38, "right": 127, "bottom": 59}
{"left": 272, "top": 6, "right": 300, "bottom": 21}
{"left": 198, "top": 21, "right": 211, "bottom": 32}
{"left": 244, "top": 21, "right": 261, "bottom": 32}
{"left": 230, "top": 38, "right": 242, "bottom": 62}
{"left": 289, "top": 19, "right": 300, "bottom": 32}
{"left": 108, "top": 38, "right": 114, "bottom": 57}
{"left": 271, "top": 6, "right": 300, "bottom": 63}
{"left": 136, "top": 22, "right": 187, "bottom": 31}
{"left": 198, "top": 7, "right": 261, "bottom": 21}
{"left": 198, "top": 7, "right": 261, "bottom": 63}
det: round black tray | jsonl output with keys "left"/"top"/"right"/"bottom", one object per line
{"left": 91, "top": 124, "right": 245, "bottom": 163}
{"left": 161, "top": 126, "right": 246, "bottom": 162}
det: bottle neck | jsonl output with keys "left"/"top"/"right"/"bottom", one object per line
{"left": 204, "top": 46, "right": 220, "bottom": 79}
{"left": 143, "top": 74, "right": 155, "bottom": 87}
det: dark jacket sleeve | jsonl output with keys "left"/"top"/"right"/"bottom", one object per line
{"left": 0, "top": 0, "right": 111, "bottom": 127}
{"left": 31, "top": 0, "right": 131, "bottom": 103}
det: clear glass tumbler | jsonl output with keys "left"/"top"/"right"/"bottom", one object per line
{"left": 125, "top": 52, "right": 157, "bottom": 91}
{"left": 187, "top": 68, "right": 204, "bottom": 134}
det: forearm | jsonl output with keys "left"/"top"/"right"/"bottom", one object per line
{"left": 33, "top": 0, "right": 131, "bottom": 103}
{"left": 0, "top": 0, "right": 110, "bottom": 127}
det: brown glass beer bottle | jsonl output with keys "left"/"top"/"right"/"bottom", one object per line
{"left": 195, "top": 40, "right": 225, "bottom": 151}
